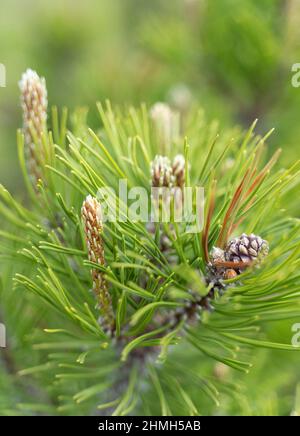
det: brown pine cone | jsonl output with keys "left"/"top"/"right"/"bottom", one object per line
{"left": 225, "top": 233, "right": 269, "bottom": 264}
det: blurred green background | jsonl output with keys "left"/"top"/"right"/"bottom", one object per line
{"left": 1, "top": 0, "right": 300, "bottom": 193}
{"left": 1, "top": 0, "right": 300, "bottom": 415}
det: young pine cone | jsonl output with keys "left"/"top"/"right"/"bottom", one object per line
{"left": 225, "top": 233, "right": 269, "bottom": 264}
{"left": 208, "top": 234, "right": 268, "bottom": 290}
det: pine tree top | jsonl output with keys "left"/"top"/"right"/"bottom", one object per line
{"left": 0, "top": 71, "right": 300, "bottom": 415}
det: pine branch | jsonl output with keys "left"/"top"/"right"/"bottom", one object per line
{"left": 0, "top": 70, "right": 300, "bottom": 415}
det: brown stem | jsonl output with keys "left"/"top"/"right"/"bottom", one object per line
{"left": 213, "top": 260, "right": 251, "bottom": 269}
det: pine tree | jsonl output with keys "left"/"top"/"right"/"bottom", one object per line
{"left": 0, "top": 69, "right": 300, "bottom": 416}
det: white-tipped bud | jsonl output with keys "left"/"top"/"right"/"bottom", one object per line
{"left": 19, "top": 69, "right": 48, "bottom": 185}
{"left": 150, "top": 102, "right": 177, "bottom": 150}
{"left": 81, "top": 195, "right": 114, "bottom": 330}
{"left": 150, "top": 153, "right": 186, "bottom": 190}
{"left": 150, "top": 155, "right": 174, "bottom": 188}
{"left": 172, "top": 154, "right": 185, "bottom": 189}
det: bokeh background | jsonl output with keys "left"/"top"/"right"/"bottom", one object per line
{"left": 0, "top": 0, "right": 300, "bottom": 415}
{"left": 1, "top": 0, "right": 300, "bottom": 193}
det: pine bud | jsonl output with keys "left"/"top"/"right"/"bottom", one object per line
{"left": 81, "top": 195, "right": 114, "bottom": 331}
{"left": 150, "top": 154, "right": 185, "bottom": 189}
{"left": 150, "top": 102, "right": 175, "bottom": 149}
{"left": 172, "top": 154, "right": 185, "bottom": 189}
{"left": 225, "top": 233, "right": 269, "bottom": 264}
{"left": 19, "top": 69, "right": 48, "bottom": 186}
{"left": 150, "top": 155, "right": 174, "bottom": 188}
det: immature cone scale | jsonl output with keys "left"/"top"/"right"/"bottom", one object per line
{"left": 208, "top": 233, "right": 268, "bottom": 290}
{"left": 81, "top": 195, "right": 114, "bottom": 330}
{"left": 19, "top": 69, "right": 48, "bottom": 185}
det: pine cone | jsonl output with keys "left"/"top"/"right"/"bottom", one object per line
{"left": 225, "top": 233, "right": 269, "bottom": 264}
